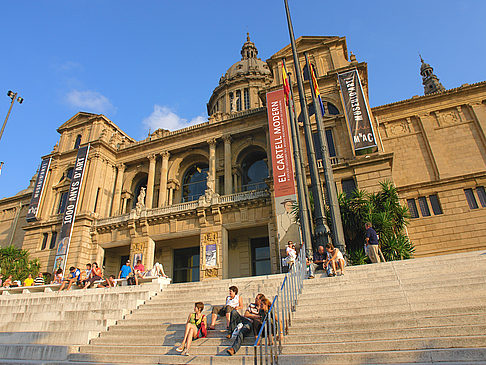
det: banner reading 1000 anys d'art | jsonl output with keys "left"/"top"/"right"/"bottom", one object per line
{"left": 26, "top": 157, "right": 51, "bottom": 222}
{"left": 53, "top": 144, "right": 90, "bottom": 273}
{"left": 266, "top": 89, "right": 301, "bottom": 250}
{"left": 338, "top": 69, "right": 377, "bottom": 151}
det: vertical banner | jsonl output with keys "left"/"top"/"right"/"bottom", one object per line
{"left": 338, "top": 69, "right": 377, "bottom": 151}
{"left": 53, "top": 144, "right": 90, "bottom": 272}
{"left": 26, "top": 157, "right": 51, "bottom": 222}
{"left": 266, "top": 89, "right": 300, "bottom": 251}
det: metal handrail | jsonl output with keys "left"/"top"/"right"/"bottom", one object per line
{"left": 253, "top": 244, "right": 307, "bottom": 364}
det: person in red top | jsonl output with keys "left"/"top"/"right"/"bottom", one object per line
{"left": 83, "top": 262, "right": 102, "bottom": 289}
{"left": 133, "top": 259, "right": 145, "bottom": 285}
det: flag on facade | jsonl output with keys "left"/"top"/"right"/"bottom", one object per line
{"left": 310, "top": 64, "right": 326, "bottom": 117}
{"left": 281, "top": 60, "right": 290, "bottom": 105}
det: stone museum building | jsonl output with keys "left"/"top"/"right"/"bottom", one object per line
{"left": 1, "top": 35, "right": 485, "bottom": 282}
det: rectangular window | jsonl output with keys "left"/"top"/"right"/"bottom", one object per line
{"left": 49, "top": 231, "right": 57, "bottom": 250}
{"left": 93, "top": 188, "right": 101, "bottom": 213}
{"left": 57, "top": 192, "right": 68, "bottom": 214}
{"left": 313, "top": 130, "right": 336, "bottom": 160}
{"left": 407, "top": 199, "right": 419, "bottom": 218}
{"left": 229, "top": 92, "right": 234, "bottom": 112}
{"left": 236, "top": 90, "right": 242, "bottom": 111}
{"left": 326, "top": 129, "right": 336, "bottom": 157}
{"left": 41, "top": 233, "right": 48, "bottom": 250}
{"left": 476, "top": 186, "right": 486, "bottom": 207}
{"left": 429, "top": 194, "right": 443, "bottom": 215}
{"left": 464, "top": 188, "right": 479, "bottom": 209}
{"left": 418, "top": 196, "right": 431, "bottom": 217}
{"left": 341, "top": 178, "right": 357, "bottom": 198}
{"left": 244, "top": 88, "right": 250, "bottom": 110}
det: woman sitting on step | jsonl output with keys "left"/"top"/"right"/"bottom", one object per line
{"left": 176, "top": 302, "right": 207, "bottom": 356}
{"left": 324, "top": 243, "right": 346, "bottom": 276}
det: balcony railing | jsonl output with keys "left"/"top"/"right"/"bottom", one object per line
{"left": 95, "top": 189, "right": 270, "bottom": 228}
{"left": 316, "top": 156, "right": 343, "bottom": 168}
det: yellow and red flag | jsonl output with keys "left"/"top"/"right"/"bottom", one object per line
{"left": 310, "top": 64, "right": 325, "bottom": 117}
{"left": 281, "top": 60, "right": 290, "bottom": 105}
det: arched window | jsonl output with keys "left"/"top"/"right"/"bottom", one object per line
{"left": 327, "top": 102, "right": 340, "bottom": 115}
{"left": 74, "top": 135, "right": 82, "bottom": 149}
{"left": 241, "top": 150, "right": 268, "bottom": 191}
{"left": 182, "top": 163, "right": 208, "bottom": 202}
{"left": 132, "top": 177, "right": 148, "bottom": 209}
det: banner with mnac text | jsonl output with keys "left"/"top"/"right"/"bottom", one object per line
{"left": 53, "top": 144, "right": 90, "bottom": 273}
{"left": 266, "top": 89, "right": 300, "bottom": 253}
{"left": 26, "top": 157, "right": 51, "bottom": 222}
{"left": 338, "top": 69, "right": 377, "bottom": 151}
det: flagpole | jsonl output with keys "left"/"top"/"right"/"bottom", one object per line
{"left": 283, "top": 0, "right": 330, "bottom": 250}
{"left": 284, "top": 66, "right": 313, "bottom": 260}
{"left": 305, "top": 52, "right": 347, "bottom": 254}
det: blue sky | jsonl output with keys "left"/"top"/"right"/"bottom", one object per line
{"left": 0, "top": 0, "right": 485, "bottom": 199}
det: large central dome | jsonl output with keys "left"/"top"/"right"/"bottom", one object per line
{"left": 207, "top": 34, "right": 273, "bottom": 117}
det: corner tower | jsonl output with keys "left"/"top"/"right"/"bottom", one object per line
{"left": 420, "top": 55, "right": 446, "bottom": 95}
{"left": 207, "top": 33, "right": 272, "bottom": 117}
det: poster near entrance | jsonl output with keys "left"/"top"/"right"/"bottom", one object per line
{"left": 52, "top": 144, "right": 90, "bottom": 273}
{"left": 266, "top": 89, "right": 301, "bottom": 252}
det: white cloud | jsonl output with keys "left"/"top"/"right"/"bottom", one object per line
{"left": 66, "top": 90, "right": 115, "bottom": 114}
{"left": 143, "top": 105, "right": 207, "bottom": 132}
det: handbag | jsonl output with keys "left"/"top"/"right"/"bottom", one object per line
{"left": 197, "top": 315, "right": 207, "bottom": 338}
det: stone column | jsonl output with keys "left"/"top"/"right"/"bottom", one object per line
{"left": 158, "top": 151, "right": 170, "bottom": 206}
{"left": 232, "top": 167, "right": 239, "bottom": 193}
{"left": 223, "top": 135, "right": 232, "bottom": 195}
{"left": 200, "top": 226, "right": 228, "bottom": 281}
{"left": 208, "top": 138, "right": 217, "bottom": 191}
{"left": 112, "top": 163, "right": 125, "bottom": 216}
{"left": 146, "top": 154, "right": 156, "bottom": 209}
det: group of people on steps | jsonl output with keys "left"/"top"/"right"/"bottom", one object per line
{"left": 176, "top": 286, "right": 277, "bottom": 356}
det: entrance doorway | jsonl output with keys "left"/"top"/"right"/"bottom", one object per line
{"left": 251, "top": 237, "right": 271, "bottom": 276}
{"left": 173, "top": 247, "right": 200, "bottom": 283}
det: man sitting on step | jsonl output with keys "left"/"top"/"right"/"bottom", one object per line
{"left": 209, "top": 286, "right": 243, "bottom": 330}
{"left": 226, "top": 293, "right": 265, "bottom": 356}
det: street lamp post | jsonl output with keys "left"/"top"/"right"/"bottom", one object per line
{"left": 0, "top": 90, "right": 24, "bottom": 143}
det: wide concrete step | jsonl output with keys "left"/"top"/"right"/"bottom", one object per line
{"left": 0, "top": 344, "right": 68, "bottom": 361}
{"left": 278, "top": 348, "right": 486, "bottom": 364}
{"left": 0, "top": 309, "right": 128, "bottom": 324}
{"left": 0, "top": 299, "right": 143, "bottom": 315}
{"left": 0, "top": 331, "right": 96, "bottom": 346}
{"left": 0, "top": 319, "right": 114, "bottom": 333}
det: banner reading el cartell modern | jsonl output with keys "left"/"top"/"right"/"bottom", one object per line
{"left": 26, "top": 157, "right": 51, "bottom": 222}
{"left": 338, "top": 69, "right": 377, "bottom": 151}
{"left": 53, "top": 144, "right": 90, "bottom": 273}
{"left": 266, "top": 89, "right": 300, "bottom": 252}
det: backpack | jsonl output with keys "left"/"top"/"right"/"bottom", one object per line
{"left": 127, "top": 276, "right": 136, "bottom": 285}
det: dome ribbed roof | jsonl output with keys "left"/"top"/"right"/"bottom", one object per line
{"left": 219, "top": 33, "right": 271, "bottom": 84}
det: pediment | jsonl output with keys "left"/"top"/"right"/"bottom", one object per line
{"left": 57, "top": 112, "right": 98, "bottom": 133}
{"left": 269, "top": 36, "right": 341, "bottom": 60}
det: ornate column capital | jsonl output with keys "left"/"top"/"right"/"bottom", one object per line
{"left": 207, "top": 138, "right": 217, "bottom": 147}
{"left": 147, "top": 153, "right": 157, "bottom": 162}
{"left": 160, "top": 150, "right": 170, "bottom": 160}
{"left": 116, "top": 163, "right": 126, "bottom": 171}
{"left": 223, "top": 134, "right": 232, "bottom": 143}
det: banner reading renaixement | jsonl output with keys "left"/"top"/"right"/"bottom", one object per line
{"left": 26, "top": 157, "right": 51, "bottom": 222}
{"left": 53, "top": 144, "right": 90, "bottom": 272}
{"left": 338, "top": 69, "right": 377, "bottom": 151}
{"left": 266, "top": 89, "right": 300, "bottom": 252}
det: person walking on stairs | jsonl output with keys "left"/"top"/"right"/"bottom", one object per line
{"left": 365, "top": 222, "right": 383, "bottom": 263}
{"left": 176, "top": 302, "right": 207, "bottom": 356}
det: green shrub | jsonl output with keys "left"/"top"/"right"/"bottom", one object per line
{"left": 347, "top": 248, "right": 370, "bottom": 266}
{"left": 0, "top": 245, "right": 40, "bottom": 282}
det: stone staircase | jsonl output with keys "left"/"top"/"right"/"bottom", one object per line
{"left": 1, "top": 250, "right": 485, "bottom": 364}
{"left": 0, "top": 279, "right": 168, "bottom": 364}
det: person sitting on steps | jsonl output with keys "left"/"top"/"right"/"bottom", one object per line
{"left": 59, "top": 266, "right": 80, "bottom": 291}
{"left": 324, "top": 243, "right": 346, "bottom": 276}
{"left": 176, "top": 302, "right": 207, "bottom": 356}
{"left": 209, "top": 285, "right": 243, "bottom": 330}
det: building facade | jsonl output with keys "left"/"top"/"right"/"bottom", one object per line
{"left": 1, "top": 35, "right": 485, "bottom": 281}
